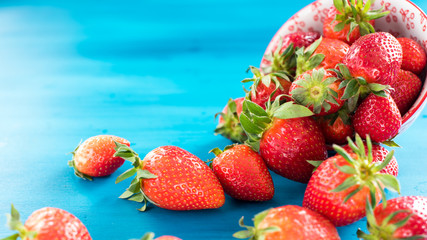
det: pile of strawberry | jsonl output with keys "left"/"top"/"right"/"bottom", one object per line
{"left": 2, "top": 0, "right": 427, "bottom": 239}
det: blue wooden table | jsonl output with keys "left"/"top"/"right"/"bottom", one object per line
{"left": 0, "top": 0, "right": 426, "bottom": 239}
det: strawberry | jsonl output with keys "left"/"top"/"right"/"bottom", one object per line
{"left": 318, "top": 113, "right": 354, "bottom": 145}
{"left": 290, "top": 68, "right": 344, "bottom": 116}
{"left": 2, "top": 205, "right": 91, "bottom": 240}
{"left": 68, "top": 135, "right": 130, "bottom": 181}
{"left": 244, "top": 66, "right": 292, "bottom": 109}
{"left": 295, "top": 37, "right": 349, "bottom": 76}
{"left": 261, "top": 31, "right": 320, "bottom": 74}
{"left": 303, "top": 134, "right": 400, "bottom": 226}
{"left": 215, "top": 97, "right": 247, "bottom": 143}
{"left": 133, "top": 232, "right": 182, "bottom": 240}
{"left": 357, "top": 196, "right": 427, "bottom": 239}
{"left": 343, "top": 143, "right": 399, "bottom": 177}
{"left": 342, "top": 32, "right": 402, "bottom": 86}
{"left": 397, "top": 37, "right": 427, "bottom": 75}
{"left": 390, "top": 69, "right": 422, "bottom": 116}
{"left": 323, "top": 0, "right": 388, "bottom": 44}
{"left": 114, "top": 144, "right": 225, "bottom": 211}
{"left": 353, "top": 93, "right": 402, "bottom": 143}
{"left": 240, "top": 98, "right": 327, "bottom": 183}
{"left": 209, "top": 144, "right": 274, "bottom": 201}
{"left": 233, "top": 205, "right": 340, "bottom": 240}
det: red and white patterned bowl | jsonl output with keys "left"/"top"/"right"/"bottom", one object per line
{"left": 263, "top": 0, "right": 427, "bottom": 134}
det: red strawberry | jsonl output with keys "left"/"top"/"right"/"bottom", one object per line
{"left": 261, "top": 31, "right": 320, "bottom": 74}
{"left": 397, "top": 37, "right": 427, "bottom": 75}
{"left": 357, "top": 196, "right": 427, "bottom": 239}
{"left": 210, "top": 144, "right": 274, "bottom": 201}
{"left": 69, "top": 135, "right": 130, "bottom": 181}
{"left": 390, "top": 69, "right": 422, "bottom": 116}
{"left": 245, "top": 66, "right": 292, "bottom": 109}
{"left": 114, "top": 144, "right": 225, "bottom": 211}
{"left": 215, "top": 97, "right": 247, "bottom": 143}
{"left": 240, "top": 99, "right": 327, "bottom": 183}
{"left": 353, "top": 93, "right": 402, "bottom": 143}
{"left": 296, "top": 37, "right": 349, "bottom": 76}
{"left": 318, "top": 114, "right": 354, "bottom": 145}
{"left": 135, "top": 232, "right": 182, "bottom": 240}
{"left": 323, "top": 0, "right": 388, "bottom": 44}
{"left": 290, "top": 68, "right": 345, "bottom": 116}
{"left": 303, "top": 134, "right": 400, "bottom": 226}
{"left": 233, "top": 205, "right": 340, "bottom": 240}
{"left": 343, "top": 143, "right": 399, "bottom": 177}
{"left": 342, "top": 32, "right": 402, "bottom": 86}
{"left": 3, "top": 205, "right": 91, "bottom": 240}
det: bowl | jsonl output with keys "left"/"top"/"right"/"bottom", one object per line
{"left": 262, "top": 0, "right": 427, "bottom": 134}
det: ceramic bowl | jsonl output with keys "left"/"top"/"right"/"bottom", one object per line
{"left": 262, "top": 0, "right": 427, "bottom": 134}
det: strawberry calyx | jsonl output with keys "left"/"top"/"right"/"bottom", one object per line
{"left": 356, "top": 198, "right": 427, "bottom": 240}
{"left": 291, "top": 68, "right": 339, "bottom": 115}
{"left": 113, "top": 142, "right": 158, "bottom": 212}
{"left": 239, "top": 96, "right": 314, "bottom": 151}
{"left": 68, "top": 141, "right": 93, "bottom": 181}
{"left": 262, "top": 38, "right": 297, "bottom": 76}
{"left": 130, "top": 232, "right": 155, "bottom": 240}
{"left": 332, "top": 63, "right": 389, "bottom": 112}
{"left": 233, "top": 209, "right": 280, "bottom": 240}
{"left": 295, "top": 37, "right": 324, "bottom": 77}
{"left": 214, "top": 99, "right": 247, "bottom": 143}
{"left": 3, "top": 204, "right": 38, "bottom": 240}
{"left": 332, "top": 0, "right": 389, "bottom": 39}
{"left": 331, "top": 134, "right": 400, "bottom": 206}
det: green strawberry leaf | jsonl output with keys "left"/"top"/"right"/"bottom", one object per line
{"left": 273, "top": 102, "right": 314, "bottom": 119}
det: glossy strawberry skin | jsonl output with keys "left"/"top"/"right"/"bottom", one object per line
{"left": 258, "top": 205, "right": 340, "bottom": 240}
{"left": 313, "top": 38, "right": 349, "bottom": 70}
{"left": 390, "top": 69, "right": 422, "bottom": 116}
{"left": 343, "top": 144, "right": 399, "bottom": 177}
{"left": 373, "top": 196, "right": 427, "bottom": 239}
{"left": 260, "top": 117, "right": 327, "bottom": 183}
{"left": 211, "top": 144, "right": 274, "bottom": 201}
{"left": 141, "top": 146, "right": 225, "bottom": 211}
{"left": 342, "top": 32, "right": 402, "bottom": 86}
{"left": 261, "top": 31, "right": 321, "bottom": 71}
{"left": 323, "top": 7, "right": 375, "bottom": 45}
{"left": 397, "top": 37, "right": 427, "bottom": 75}
{"left": 73, "top": 135, "right": 130, "bottom": 177}
{"left": 318, "top": 116, "right": 354, "bottom": 145}
{"left": 250, "top": 77, "right": 292, "bottom": 109}
{"left": 353, "top": 94, "right": 402, "bottom": 143}
{"left": 303, "top": 154, "right": 377, "bottom": 226}
{"left": 24, "top": 207, "right": 91, "bottom": 240}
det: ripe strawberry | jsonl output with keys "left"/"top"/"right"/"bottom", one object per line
{"left": 342, "top": 32, "right": 402, "bottom": 86}
{"left": 114, "top": 144, "right": 225, "bottom": 211}
{"left": 290, "top": 68, "right": 344, "bottom": 116}
{"left": 390, "top": 69, "right": 422, "bottom": 116}
{"left": 318, "top": 113, "right": 354, "bottom": 145}
{"left": 233, "top": 205, "right": 340, "bottom": 240}
{"left": 215, "top": 97, "right": 247, "bottom": 143}
{"left": 303, "top": 134, "right": 400, "bottom": 226}
{"left": 357, "top": 196, "right": 427, "bottom": 239}
{"left": 343, "top": 143, "right": 399, "bottom": 177}
{"left": 3, "top": 205, "right": 91, "bottom": 240}
{"left": 295, "top": 37, "right": 349, "bottom": 76}
{"left": 353, "top": 93, "right": 402, "bottom": 143}
{"left": 209, "top": 144, "right": 274, "bottom": 201}
{"left": 323, "top": 0, "right": 388, "bottom": 44}
{"left": 397, "top": 37, "right": 427, "bottom": 75}
{"left": 244, "top": 66, "right": 292, "bottom": 109}
{"left": 240, "top": 98, "right": 327, "bottom": 183}
{"left": 261, "top": 31, "right": 320, "bottom": 74}
{"left": 68, "top": 135, "right": 130, "bottom": 181}
{"left": 133, "top": 232, "right": 182, "bottom": 240}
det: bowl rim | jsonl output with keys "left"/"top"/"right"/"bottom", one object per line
{"left": 262, "top": 0, "right": 427, "bottom": 130}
